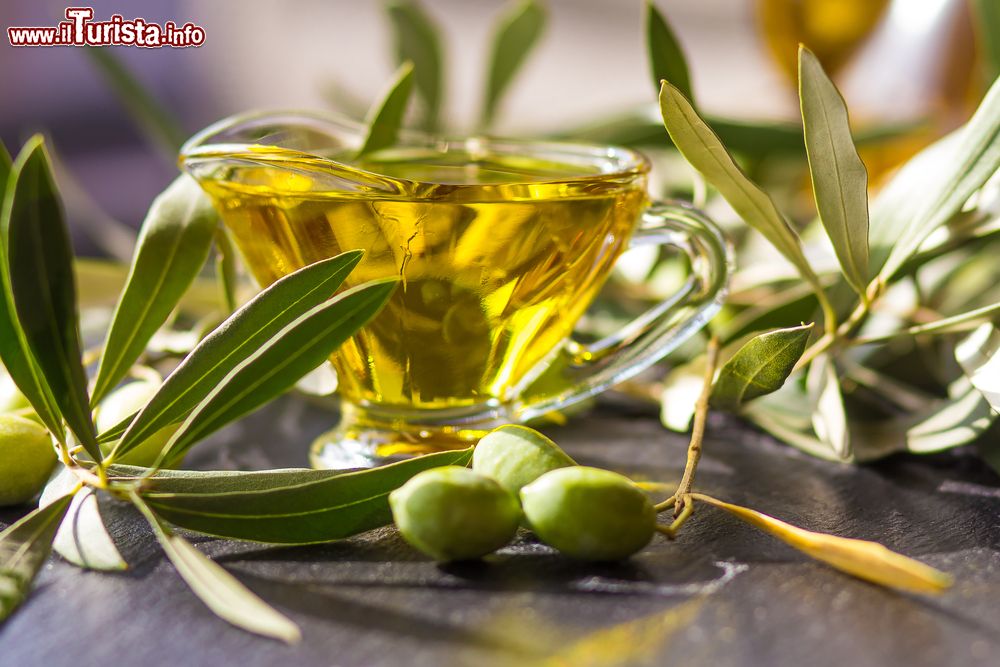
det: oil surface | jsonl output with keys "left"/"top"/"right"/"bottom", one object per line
{"left": 199, "top": 146, "right": 647, "bottom": 410}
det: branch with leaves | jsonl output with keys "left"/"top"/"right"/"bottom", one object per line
{"left": 633, "top": 3, "right": 1000, "bottom": 465}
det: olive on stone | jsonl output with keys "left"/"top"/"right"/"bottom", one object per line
{"left": 472, "top": 425, "right": 575, "bottom": 494}
{"left": 520, "top": 466, "right": 655, "bottom": 561}
{"left": 0, "top": 414, "right": 57, "bottom": 506}
{"left": 389, "top": 466, "right": 521, "bottom": 562}
{"left": 96, "top": 380, "right": 179, "bottom": 467}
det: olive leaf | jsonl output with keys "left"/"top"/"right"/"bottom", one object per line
{"left": 903, "top": 378, "right": 994, "bottom": 454}
{"left": 386, "top": 0, "right": 444, "bottom": 132}
{"left": 481, "top": 0, "right": 546, "bottom": 129}
{"left": 0, "top": 141, "right": 10, "bottom": 199}
{"left": 876, "top": 75, "right": 1000, "bottom": 281}
{"left": 356, "top": 61, "right": 415, "bottom": 159}
{"left": 853, "top": 301, "right": 1000, "bottom": 344}
{"left": 709, "top": 324, "right": 813, "bottom": 411}
{"left": 798, "top": 46, "right": 870, "bottom": 298}
{"left": 956, "top": 323, "right": 1000, "bottom": 411}
{"left": 91, "top": 175, "right": 218, "bottom": 405}
{"left": 214, "top": 229, "right": 238, "bottom": 314}
{"left": 746, "top": 386, "right": 848, "bottom": 462}
{"left": 658, "top": 82, "right": 829, "bottom": 306}
{"left": 3, "top": 137, "right": 98, "bottom": 459}
{"left": 39, "top": 468, "right": 127, "bottom": 572}
{"left": 560, "top": 108, "right": 805, "bottom": 157}
{"left": 645, "top": 1, "right": 693, "bottom": 103}
{"left": 110, "top": 251, "right": 364, "bottom": 458}
{"left": 131, "top": 494, "right": 301, "bottom": 643}
{"left": 867, "top": 133, "right": 955, "bottom": 275}
{"left": 0, "top": 143, "right": 63, "bottom": 440}
{"left": 0, "top": 494, "right": 74, "bottom": 622}
{"left": 118, "top": 447, "right": 473, "bottom": 544}
{"left": 561, "top": 105, "right": 921, "bottom": 160}
{"left": 85, "top": 48, "right": 186, "bottom": 155}
{"left": 692, "top": 493, "right": 952, "bottom": 594}
{"left": 807, "top": 353, "right": 849, "bottom": 460}
{"left": 972, "top": 0, "right": 1000, "bottom": 84}
{"left": 157, "top": 279, "right": 398, "bottom": 462}
{"left": 750, "top": 373, "right": 993, "bottom": 461}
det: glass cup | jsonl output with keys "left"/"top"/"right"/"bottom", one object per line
{"left": 181, "top": 112, "right": 731, "bottom": 468}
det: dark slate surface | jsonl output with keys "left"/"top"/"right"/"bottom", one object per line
{"left": 3, "top": 396, "right": 1000, "bottom": 667}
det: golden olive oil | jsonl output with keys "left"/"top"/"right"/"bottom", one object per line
{"left": 200, "top": 147, "right": 647, "bottom": 411}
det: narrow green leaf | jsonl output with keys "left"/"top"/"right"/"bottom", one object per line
{"left": 973, "top": 0, "right": 1000, "bottom": 85}
{"left": 645, "top": 1, "right": 693, "bottom": 103}
{"left": 746, "top": 381, "right": 850, "bottom": 462}
{"left": 91, "top": 176, "right": 218, "bottom": 405}
{"left": 3, "top": 137, "right": 97, "bottom": 459}
{"left": 877, "top": 75, "right": 1000, "bottom": 281}
{"left": 659, "top": 82, "right": 826, "bottom": 296}
{"left": 710, "top": 324, "right": 813, "bottom": 411}
{"left": 956, "top": 323, "right": 1000, "bottom": 412}
{"left": 0, "top": 494, "right": 73, "bottom": 621}
{"left": 131, "top": 495, "right": 300, "bottom": 643}
{"left": 559, "top": 105, "right": 921, "bottom": 158}
{"left": 159, "top": 279, "right": 397, "bottom": 461}
{"left": 214, "top": 229, "right": 239, "bottom": 314}
{"left": 111, "top": 251, "right": 364, "bottom": 457}
{"left": 798, "top": 46, "right": 870, "bottom": 297}
{"left": 807, "top": 353, "right": 849, "bottom": 460}
{"left": 481, "top": 0, "right": 547, "bottom": 129}
{"left": 0, "top": 142, "right": 9, "bottom": 188}
{"left": 854, "top": 301, "right": 1000, "bottom": 344}
{"left": 85, "top": 48, "right": 186, "bottom": 155}
{"left": 386, "top": 0, "right": 444, "bottom": 132}
{"left": 97, "top": 416, "right": 132, "bottom": 444}
{"left": 904, "top": 379, "right": 994, "bottom": 454}
{"left": 40, "top": 468, "right": 127, "bottom": 571}
{"left": 0, "top": 142, "right": 63, "bottom": 439}
{"left": 356, "top": 62, "right": 415, "bottom": 159}
{"left": 124, "top": 447, "right": 473, "bottom": 544}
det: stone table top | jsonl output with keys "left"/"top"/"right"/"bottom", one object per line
{"left": 3, "top": 396, "right": 999, "bottom": 667}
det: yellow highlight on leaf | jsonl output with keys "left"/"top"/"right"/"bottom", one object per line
{"left": 691, "top": 493, "right": 952, "bottom": 595}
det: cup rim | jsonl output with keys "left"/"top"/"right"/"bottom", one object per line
{"left": 179, "top": 109, "right": 651, "bottom": 188}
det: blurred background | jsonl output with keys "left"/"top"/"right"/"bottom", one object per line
{"left": 0, "top": 0, "right": 991, "bottom": 256}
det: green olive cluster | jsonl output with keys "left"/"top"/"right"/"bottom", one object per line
{"left": 389, "top": 425, "right": 656, "bottom": 563}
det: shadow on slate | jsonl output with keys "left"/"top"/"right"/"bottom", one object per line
{"left": 3, "top": 394, "right": 1000, "bottom": 667}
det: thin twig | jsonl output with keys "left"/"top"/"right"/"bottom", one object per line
{"left": 656, "top": 495, "right": 695, "bottom": 539}
{"left": 654, "top": 495, "right": 677, "bottom": 513}
{"left": 672, "top": 335, "right": 720, "bottom": 518}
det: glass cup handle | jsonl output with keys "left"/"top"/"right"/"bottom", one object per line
{"left": 516, "top": 200, "right": 732, "bottom": 422}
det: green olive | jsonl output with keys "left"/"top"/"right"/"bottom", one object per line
{"left": 0, "top": 372, "right": 30, "bottom": 414}
{"left": 0, "top": 414, "right": 57, "bottom": 506}
{"left": 96, "top": 381, "right": 179, "bottom": 467}
{"left": 520, "top": 466, "right": 655, "bottom": 561}
{"left": 472, "top": 425, "right": 575, "bottom": 494}
{"left": 389, "top": 466, "right": 521, "bottom": 562}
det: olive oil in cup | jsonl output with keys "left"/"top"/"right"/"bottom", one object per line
{"left": 181, "top": 112, "right": 730, "bottom": 468}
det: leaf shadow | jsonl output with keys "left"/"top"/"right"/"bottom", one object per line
{"left": 230, "top": 569, "right": 545, "bottom": 658}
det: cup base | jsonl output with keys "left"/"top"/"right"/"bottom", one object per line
{"left": 309, "top": 423, "right": 486, "bottom": 469}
